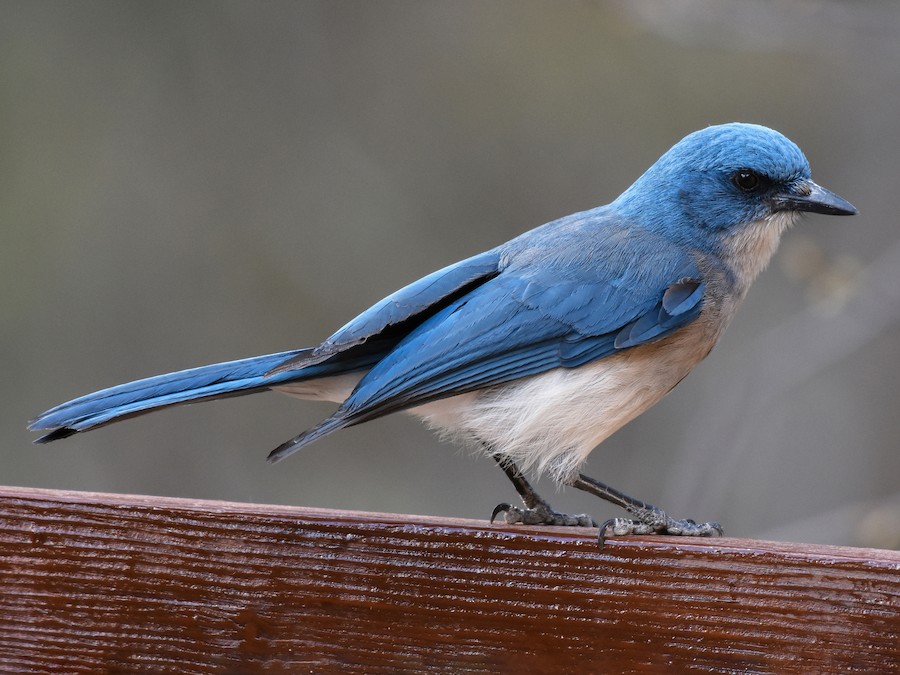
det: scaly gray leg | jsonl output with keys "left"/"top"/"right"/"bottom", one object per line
{"left": 571, "top": 473, "right": 723, "bottom": 545}
{"left": 490, "top": 454, "right": 595, "bottom": 527}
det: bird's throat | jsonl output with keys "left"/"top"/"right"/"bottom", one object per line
{"left": 719, "top": 211, "right": 798, "bottom": 291}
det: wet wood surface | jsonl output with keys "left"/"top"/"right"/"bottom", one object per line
{"left": 1, "top": 485, "right": 898, "bottom": 673}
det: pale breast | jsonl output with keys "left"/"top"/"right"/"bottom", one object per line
{"left": 412, "top": 307, "right": 729, "bottom": 485}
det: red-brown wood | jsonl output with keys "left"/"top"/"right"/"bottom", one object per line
{"left": 0, "top": 486, "right": 897, "bottom": 673}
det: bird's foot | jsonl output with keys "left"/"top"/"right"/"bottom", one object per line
{"left": 598, "top": 513, "right": 723, "bottom": 546}
{"left": 491, "top": 501, "right": 596, "bottom": 527}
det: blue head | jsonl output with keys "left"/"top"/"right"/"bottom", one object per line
{"left": 613, "top": 123, "right": 856, "bottom": 250}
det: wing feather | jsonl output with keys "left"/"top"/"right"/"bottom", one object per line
{"left": 268, "top": 215, "right": 707, "bottom": 462}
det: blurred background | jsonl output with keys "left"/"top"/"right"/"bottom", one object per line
{"left": 4, "top": 1, "right": 899, "bottom": 548}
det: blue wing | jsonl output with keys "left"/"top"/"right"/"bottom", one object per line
{"left": 268, "top": 214, "right": 705, "bottom": 461}
{"left": 267, "top": 249, "right": 502, "bottom": 374}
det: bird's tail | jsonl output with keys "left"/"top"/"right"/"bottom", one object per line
{"left": 29, "top": 349, "right": 312, "bottom": 443}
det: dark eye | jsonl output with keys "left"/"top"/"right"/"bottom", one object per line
{"left": 732, "top": 169, "right": 761, "bottom": 192}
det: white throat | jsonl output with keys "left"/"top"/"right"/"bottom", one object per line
{"left": 719, "top": 211, "right": 798, "bottom": 291}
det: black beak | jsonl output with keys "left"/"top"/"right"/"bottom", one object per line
{"left": 772, "top": 179, "right": 857, "bottom": 216}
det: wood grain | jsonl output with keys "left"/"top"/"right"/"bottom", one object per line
{"left": 0, "top": 486, "right": 898, "bottom": 673}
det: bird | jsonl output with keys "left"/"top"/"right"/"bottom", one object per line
{"left": 30, "top": 123, "right": 857, "bottom": 542}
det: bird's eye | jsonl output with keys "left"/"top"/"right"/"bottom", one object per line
{"left": 732, "top": 169, "right": 761, "bottom": 192}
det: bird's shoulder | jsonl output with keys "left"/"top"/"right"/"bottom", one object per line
{"left": 500, "top": 205, "right": 696, "bottom": 281}
{"left": 494, "top": 206, "right": 705, "bottom": 336}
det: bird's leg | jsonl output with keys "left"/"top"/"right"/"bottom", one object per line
{"left": 490, "top": 453, "right": 595, "bottom": 527}
{"left": 571, "top": 473, "right": 723, "bottom": 545}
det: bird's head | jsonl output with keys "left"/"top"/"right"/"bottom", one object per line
{"left": 613, "top": 123, "right": 856, "bottom": 256}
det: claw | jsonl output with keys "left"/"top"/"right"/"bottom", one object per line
{"left": 597, "top": 518, "right": 617, "bottom": 549}
{"left": 490, "top": 502, "right": 512, "bottom": 524}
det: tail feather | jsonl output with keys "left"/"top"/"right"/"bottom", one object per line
{"left": 30, "top": 349, "right": 310, "bottom": 441}
{"left": 267, "top": 413, "right": 351, "bottom": 463}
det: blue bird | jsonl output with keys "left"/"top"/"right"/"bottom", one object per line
{"left": 30, "top": 123, "right": 857, "bottom": 541}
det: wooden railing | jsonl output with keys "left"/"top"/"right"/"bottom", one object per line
{"left": 0, "top": 486, "right": 897, "bottom": 673}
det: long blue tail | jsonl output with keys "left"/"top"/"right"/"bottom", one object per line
{"left": 29, "top": 349, "right": 313, "bottom": 442}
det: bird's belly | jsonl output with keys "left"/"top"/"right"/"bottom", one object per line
{"left": 412, "top": 323, "right": 719, "bottom": 484}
